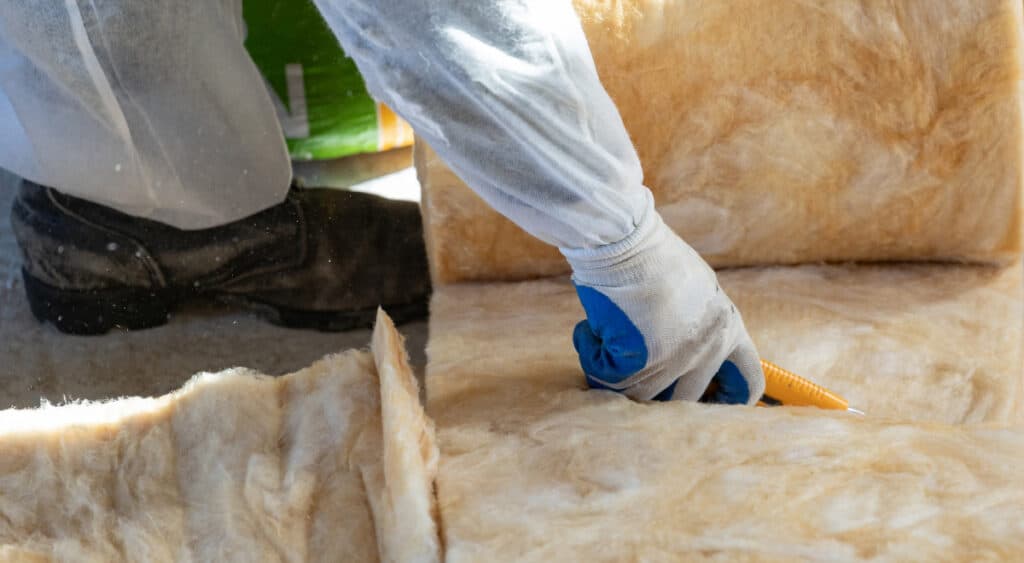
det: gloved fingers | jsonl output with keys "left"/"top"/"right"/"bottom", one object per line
{"left": 721, "top": 334, "right": 766, "bottom": 406}
{"left": 657, "top": 363, "right": 718, "bottom": 402}
{"left": 708, "top": 361, "right": 750, "bottom": 405}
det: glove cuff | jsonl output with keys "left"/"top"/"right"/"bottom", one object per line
{"left": 560, "top": 190, "right": 672, "bottom": 287}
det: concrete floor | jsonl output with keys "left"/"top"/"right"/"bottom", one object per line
{"left": 0, "top": 152, "right": 428, "bottom": 409}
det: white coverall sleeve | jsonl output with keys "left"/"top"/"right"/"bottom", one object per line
{"left": 314, "top": 1, "right": 767, "bottom": 404}
{"left": 312, "top": 0, "right": 650, "bottom": 250}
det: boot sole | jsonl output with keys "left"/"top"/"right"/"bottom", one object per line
{"left": 22, "top": 269, "right": 427, "bottom": 336}
{"left": 22, "top": 268, "right": 175, "bottom": 335}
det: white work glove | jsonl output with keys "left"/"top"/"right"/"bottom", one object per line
{"left": 562, "top": 205, "right": 765, "bottom": 404}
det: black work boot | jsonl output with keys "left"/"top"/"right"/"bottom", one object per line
{"left": 10, "top": 180, "right": 431, "bottom": 335}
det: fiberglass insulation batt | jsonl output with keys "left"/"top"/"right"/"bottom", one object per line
{"left": 0, "top": 311, "right": 440, "bottom": 563}
{"left": 426, "top": 266, "right": 1024, "bottom": 560}
{"left": 417, "top": 0, "right": 1024, "bottom": 283}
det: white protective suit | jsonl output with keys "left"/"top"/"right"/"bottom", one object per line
{"left": 0, "top": 0, "right": 647, "bottom": 244}
{"left": 0, "top": 0, "right": 763, "bottom": 400}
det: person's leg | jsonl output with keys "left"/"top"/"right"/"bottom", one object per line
{"left": 11, "top": 180, "right": 429, "bottom": 334}
{"left": 2, "top": 1, "right": 429, "bottom": 334}
{"left": 0, "top": 0, "right": 291, "bottom": 227}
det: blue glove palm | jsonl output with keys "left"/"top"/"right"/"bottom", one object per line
{"left": 572, "top": 285, "right": 648, "bottom": 380}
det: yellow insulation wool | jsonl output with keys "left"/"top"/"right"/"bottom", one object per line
{"left": 418, "top": 0, "right": 1024, "bottom": 283}
{"left": 0, "top": 311, "right": 439, "bottom": 563}
{"left": 426, "top": 266, "right": 1024, "bottom": 560}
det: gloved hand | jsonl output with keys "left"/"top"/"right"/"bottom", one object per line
{"left": 561, "top": 205, "right": 765, "bottom": 404}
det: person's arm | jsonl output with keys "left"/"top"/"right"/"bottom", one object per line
{"left": 313, "top": 0, "right": 764, "bottom": 402}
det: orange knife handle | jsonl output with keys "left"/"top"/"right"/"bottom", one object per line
{"left": 760, "top": 360, "right": 849, "bottom": 411}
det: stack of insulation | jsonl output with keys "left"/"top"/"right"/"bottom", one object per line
{"left": 418, "top": 0, "right": 1024, "bottom": 559}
